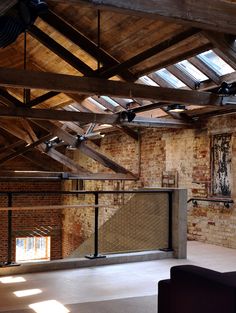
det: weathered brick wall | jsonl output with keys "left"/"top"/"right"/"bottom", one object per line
{"left": 62, "top": 115, "right": 236, "bottom": 256}
{"left": 0, "top": 181, "right": 63, "bottom": 262}
{"left": 62, "top": 129, "right": 167, "bottom": 257}
{"left": 188, "top": 115, "right": 236, "bottom": 248}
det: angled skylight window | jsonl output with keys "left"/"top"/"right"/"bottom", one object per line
{"left": 156, "top": 68, "right": 186, "bottom": 88}
{"left": 68, "top": 104, "right": 80, "bottom": 111}
{"left": 176, "top": 60, "right": 208, "bottom": 82}
{"left": 101, "top": 96, "right": 119, "bottom": 107}
{"left": 88, "top": 97, "right": 106, "bottom": 110}
{"left": 138, "top": 76, "right": 159, "bottom": 86}
{"left": 198, "top": 50, "right": 234, "bottom": 76}
{"left": 122, "top": 98, "right": 133, "bottom": 103}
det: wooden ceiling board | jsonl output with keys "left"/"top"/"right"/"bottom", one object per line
{"left": 47, "top": 2, "right": 187, "bottom": 63}
{"left": 133, "top": 33, "right": 210, "bottom": 75}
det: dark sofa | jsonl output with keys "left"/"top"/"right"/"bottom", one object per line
{"left": 158, "top": 265, "right": 236, "bottom": 313}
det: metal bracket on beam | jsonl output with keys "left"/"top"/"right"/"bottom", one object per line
{"left": 221, "top": 96, "right": 236, "bottom": 106}
{"left": 119, "top": 110, "right": 136, "bottom": 123}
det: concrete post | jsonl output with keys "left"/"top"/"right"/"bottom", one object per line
{"left": 172, "top": 189, "right": 187, "bottom": 259}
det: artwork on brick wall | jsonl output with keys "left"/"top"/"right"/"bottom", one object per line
{"left": 211, "top": 133, "right": 232, "bottom": 197}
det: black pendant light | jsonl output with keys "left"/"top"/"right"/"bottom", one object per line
{"left": 0, "top": 0, "right": 48, "bottom": 48}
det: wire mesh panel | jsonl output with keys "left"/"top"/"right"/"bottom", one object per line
{"left": 70, "top": 192, "right": 170, "bottom": 257}
{"left": 99, "top": 192, "right": 169, "bottom": 254}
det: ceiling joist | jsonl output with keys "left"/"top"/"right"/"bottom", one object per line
{"left": 0, "top": 67, "right": 225, "bottom": 106}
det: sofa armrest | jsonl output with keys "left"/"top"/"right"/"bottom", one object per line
{"left": 171, "top": 265, "right": 222, "bottom": 284}
{"left": 169, "top": 265, "right": 236, "bottom": 313}
{"left": 158, "top": 279, "right": 171, "bottom": 313}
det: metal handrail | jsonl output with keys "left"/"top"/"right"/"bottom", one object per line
{"left": 0, "top": 189, "right": 173, "bottom": 267}
{"left": 187, "top": 197, "right": 233, "bottom": 208}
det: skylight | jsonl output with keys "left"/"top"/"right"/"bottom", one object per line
{"left": 138, "top": 75, "right": 159, "bottom": 86}
{"left": 88, "top": 97, "right": 106, "bottom": 110}
{"left": 101, "top": 96, "right": 119, "bottom": 107}
{"left": 156, "top": 68, "right": 186, "bottom": 88}
{"left": 176, "top": 60, "right": 208, "bottom": 82}
{"left": 198, "top": 50, "right": 234, "bottom": 76}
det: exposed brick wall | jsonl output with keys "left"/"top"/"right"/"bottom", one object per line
{"left": 0, "top": 181, "right": 63, "bottom": 262}
{"left": 188, "top": 116, "right": 236, "bottom": 248}
{"left": 62, "top": 129, "right": 166, "bottom": 257}
{"left": 62, "top": 115, "right": 236, "bottom": 255}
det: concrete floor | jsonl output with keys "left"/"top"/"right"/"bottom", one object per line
{"left": 1, "top": 241, "right": 236, "bottom": 313}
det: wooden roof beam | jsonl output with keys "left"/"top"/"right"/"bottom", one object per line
{"left": 0, "top": 67, "right": 225, "bottom": 106}
{"left": 167, "top": 65, "right": 197, "bottom": 90}
{"left": 50, "top": 0, "right": 236, "bottom": 35}
{"left": 27, "top": 91, "right": 60, "bottom": 108}
{"left": 40, "top": 9, "right": 137, "bottom": 82}
{"left": 203, "top": 31, "right": 236, "bottom": 69}
{"left": 138, "top": 43, "right": 213, "bottom": 77}
{"left": 0, "top": 106, "right": 120, "bottom": 124}
{"left": 45, "top": 147, "right": 91, "bottom": 173}
{"left": 188, "top": 57, "right": 221, "bottom": 85}
{"left": 0, "top": 134, "right": 52, "bottom": 165}
{"left": 0, "top": 88, "right": 22, "bottom": 107}
{"left": 0, "top": 140, "right": 24, "bottom": 155}
{"left": 32, "top": 120, "right": 137, "bottom": 176}
{"left": 28, "top": 25, "right": 95, "bottom": 76}
{"left": 99, "top": 28, "right": 201, "bottom": 79}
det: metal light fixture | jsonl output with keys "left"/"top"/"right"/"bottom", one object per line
{"left": 166, "top": 104, "right": 187, "bottom": 113}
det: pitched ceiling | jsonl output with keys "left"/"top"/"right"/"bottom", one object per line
{"left": 0, "top": 0, "right": 236, "bottom": 180}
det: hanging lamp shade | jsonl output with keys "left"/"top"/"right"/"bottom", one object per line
{"left": 0, "top": 0, "right": 48, "bottom": 48}
{"left": 0, "top": 15, "right": 24, "bottom": 48}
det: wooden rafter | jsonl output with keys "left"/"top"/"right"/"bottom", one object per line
{"left": 0, "top": 67, "right": 224, "bottom": 106}
{"left": 0, "top": 119, "right": 33, "bottom": 144}
{"left": 40, "top": 9, "right": 137, "bottom": 82}
{"left": 114, "top": 125, "right": 139, "bottom": 141}
{"left": 78, "top": 141, "right": 135, "bottom": 174}
{"left": 188, "top": 57, "right": 221, "bottom": 85}
{"left": 0, "top": 121, "right": 61, "bottom": 171}
{"left": 0, "top": 105, "right": 120, "bottom": 124}
{"left": 28, "top": 25, "right": 95, "bottom": 76}
{"left": 46, "top": 147, "right": 91, "bottom": 173}
{"left": 148, "top": 73, "right": 173, "bottom": 88}
{"left": 27, "top": 91, "right": 60, "bottom": 108}
{"left": 99, "top": 28, "right": 201, "bottom": 79}
{"left": 0, "top": 88, "right": 22, "bottom": 107}
{"left": 199, "top": 71, "right": 236, "bottom": 92}
{"left": 167, "top": 65, "right": 196, "bottom": 90}
{"left": 33, "top": 119, "right": 137, "bottom": 177}
{"left": 203, "top": 32, "right": 236, "bottom": 69}
{"left": 0, "top": 134, "right": 52, "bottom": 165}
{"left": 0, "top": 140, "right": 24, "bottom": 155}
{"left": 137, "top": 43, "right": 213, "bottom": 77}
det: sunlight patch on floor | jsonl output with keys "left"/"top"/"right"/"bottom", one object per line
{"left": 29, "top": 300, "right": 70, "bottom": 313}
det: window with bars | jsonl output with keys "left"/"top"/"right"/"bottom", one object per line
{"left": 16, "top": 236, "right": 51, "bottom": 262}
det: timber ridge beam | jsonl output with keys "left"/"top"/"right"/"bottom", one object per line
{"left": 0, "top": 67, "right": 230, "bottom": 106}
{"left": 49, "top": 0, "right": 236, "bottom": 35}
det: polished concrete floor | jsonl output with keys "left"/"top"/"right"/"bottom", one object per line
{"left": 1, "top": 241, "right": 236, "bottom": 313}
